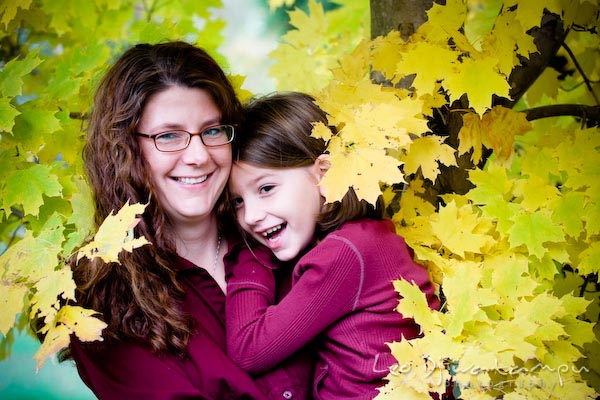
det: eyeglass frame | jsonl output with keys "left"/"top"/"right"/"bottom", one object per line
{"left": 136, "top": 124, "right": 235, "bottom": 152}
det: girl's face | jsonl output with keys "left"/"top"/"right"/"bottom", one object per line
{"left": 229, "top": 161, "right": 325, "bottom": 261}
{"left": 137, "top": 86, "right": 232, "bottom": 225}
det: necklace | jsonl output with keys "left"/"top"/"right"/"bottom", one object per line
{"left": 212, "top": 232, "right": 222, "bottom": 275}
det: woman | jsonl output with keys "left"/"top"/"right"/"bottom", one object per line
{"left": 66, "top": 42, "right": 309, "bottom": 399}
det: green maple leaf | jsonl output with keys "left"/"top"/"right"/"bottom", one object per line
{"left": 508, "top": 210, "right": 565, "bottom": 260}
{"left": 467, "top": 164, "right": 514, "bottom": 204}
{"left": 0, "top": 283, "right": 28, "bottom": 336}
{"left": 490, "top": 253, "right": 538, "bottom": 300}
{"left": 443, "top": 267, "right": 492, "bottom": 338}
{"left": 582, "top": 198, "right": 600, "bottom": 237}
{"left": 551, "top": 191, "right": 586, "bottom": 238}
{"left": 513, "top": 175, "right": 561, "bottom": 212}
{"left": 524, "top": 67, "right": 561, "bottom": 105}
{"left": 0, "top": 49, "right": 42, "bottom": 97}
{"left": 0, "top": 0, "right": 33, "bottom": 27}
{"left": 577, "top": 241, "right": 600, "bottom": 276}
{"left": 2, "top": 163, "right": 62, "bottom": 217}
{"left": 66, "top": 176, "right": 94, "bottom": 234}
{"left": 0, "top": 97, "right": 20, "bottom": 132}
{"left": 5, "top": 213, "right": 65, "bottom": 280}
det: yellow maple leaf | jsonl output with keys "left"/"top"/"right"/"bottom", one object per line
{"left": 371, "top": 30, "right": 405, "bottom": 82}
{"left": 320, "top": 138, "right": 404, "bottom": 205}
{"left": 394, "top": 178, "right": 436, "bottom": 224}
{"left": 514, "top": 0, "right": 562, "bottom": 30}
{"left": 30, "top": 266, "right": 76, "bottom": 324}
{"left": 330, "top": 38, "right": 371, "bottom": 83}
{"left": 444, "top": 56, "right": 511, "bottom": 115}
{"left": 431, "top": 201, "right": 493, "bottom": 258}
{"left": 395, "top": 41, "right": 458, "bottom": 96}
{"left": 228, "top": 74, "right": 253, "bottom": 104}
{"left": 423, "top": 0, "right": 468, "bottom": 43}
{"left": 482, "top": 10, "right": 537, "bottom": 76}
{"left": 401, "top": 135, "right": 457, "bottom": 182}
{"left": 480, "top": 106, "right": 531, "bottom": 162}
{"left": 76, "top": 201, "right": 149, "bottom": 263}
{"left": 459, "top": 107, "right": 531, "bottom": 165}
{"left": 267, "top": 0, "right": 295, "bottom": 11}
{"left": 394, "top": 278, "right": 443, "bottom": 334}
{"left": 488, "top": 253, "right": 539, "bottom": 301}
{"left": 34, "top": 305, "right": 107, "bottom": 369}
{"left": 458, "top": 112, "right": 485, "bottom": 164}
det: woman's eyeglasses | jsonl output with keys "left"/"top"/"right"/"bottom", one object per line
{"left": 136, "top": 124, "right": 235, "bottom": 152}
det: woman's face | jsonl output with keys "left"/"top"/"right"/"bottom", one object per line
{"left": 137, "top": 86, "right": 232, "bottom": 225}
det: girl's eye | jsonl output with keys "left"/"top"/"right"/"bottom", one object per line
{"left": 259, "top": 185, "right": 275, "bottom": 194}
{"left": 231, "top": 197, "right": 244, "bottom": 208}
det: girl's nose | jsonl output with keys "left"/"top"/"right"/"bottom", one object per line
{"left": 243, "top": 201, "right": 265, "bottom": 226}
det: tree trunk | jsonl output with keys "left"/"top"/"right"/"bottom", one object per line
{"left": 369, "top": 1, "right": 572, "bottom": 205}
{"left": 370, "top": 0, "right": 433, "bottom": 40}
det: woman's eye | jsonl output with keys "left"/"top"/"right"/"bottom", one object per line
{"left": 157, "top": 131, "right": 183, "bottom": 140}
{"left": 203, "top": 127, "right": 221, "bottom": 136}
{"left": 259, "top": 185, "right": 275, "bottom": 194}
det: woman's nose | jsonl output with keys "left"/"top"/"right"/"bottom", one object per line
{"left": 181, "top": 135, "right": 210, "bottom": 164}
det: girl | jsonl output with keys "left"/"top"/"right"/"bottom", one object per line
{"left": 226, "top": 92, "right": 440, "bottom": 399}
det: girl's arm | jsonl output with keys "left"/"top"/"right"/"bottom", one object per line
{"left": 225, "top": 240, "right": 362, "bottom": 374}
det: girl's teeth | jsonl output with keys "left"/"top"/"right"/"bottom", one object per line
{"left": 177, "top": 176, "right": 207, "bottom": 184}
{"left": 262, "top": 224, "right": 283, "bottom": 238}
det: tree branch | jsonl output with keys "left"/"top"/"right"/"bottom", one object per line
{"left": 524, "top": 104, "right": 600, "bottom": 125}
{"left": 561, "top": 42, "right": 600, "bottom": 105}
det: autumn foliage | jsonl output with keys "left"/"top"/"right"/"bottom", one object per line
{"left": 0, "top": 1, "right": 599, "bottom": 399}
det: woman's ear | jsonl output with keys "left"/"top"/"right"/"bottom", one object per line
{"left": 314, "top": 154, "right": 331, "bottom": 197}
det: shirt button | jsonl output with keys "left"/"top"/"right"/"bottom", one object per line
{"left": 282, "top": 390, "right": 293, "bottom": 399}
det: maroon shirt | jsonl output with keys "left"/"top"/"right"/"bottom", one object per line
{"left": 70, "top": 255, "right": 311, "bottom": 400}
{"left": 226, "top": 219, "right": 439, "bottom": 399}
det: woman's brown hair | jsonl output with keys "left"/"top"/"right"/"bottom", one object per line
{"left": 68, "top": 41, "right": 242, "bottom": 356}
{"left": 234, "top": 91, "right": 382, "bottom": 238}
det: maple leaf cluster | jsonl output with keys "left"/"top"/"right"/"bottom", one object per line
{"left": 268, "top": 0, "right": 600, "bottom": 398}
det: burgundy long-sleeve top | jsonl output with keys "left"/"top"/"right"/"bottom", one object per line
{"left": 70, "top": 255, "right": 311, "bottom": 400}
{"left": 226, "top": 219, "right": 440, "bottom": 400}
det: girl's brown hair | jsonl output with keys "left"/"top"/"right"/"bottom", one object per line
{"left": 69, "top": 41, "right": 242, "bottom": 356}
{"left": 234, "top": 91, "right": 382, "bottom": 237}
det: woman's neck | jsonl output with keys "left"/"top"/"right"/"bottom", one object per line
{"left": 173, "top": 215, "right": 218, "bottom": 262}
{"left": 172, "top": 215, "right": 227, "bottom": 293}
